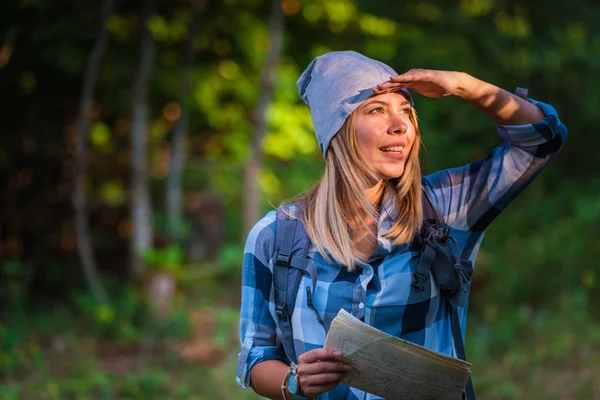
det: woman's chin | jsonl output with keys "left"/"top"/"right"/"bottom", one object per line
{"left": 377, "top": 168, "right": 405, "bottom": 180}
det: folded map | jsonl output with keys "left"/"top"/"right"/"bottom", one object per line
{"left": 324, "top": 309, "right": 471, "bottom": 400}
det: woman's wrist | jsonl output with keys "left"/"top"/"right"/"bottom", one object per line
{"left": 457, "top": 73, "right": 544, "bottom": 125}
{"left": 281, "top": 362, "right": 312, "bottom": 400}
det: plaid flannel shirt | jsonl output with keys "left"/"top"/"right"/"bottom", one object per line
{"left": 237, "top": 98, "right": 567, "bottom": 399}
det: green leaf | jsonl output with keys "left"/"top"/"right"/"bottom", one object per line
{"left": 90, "top": 122, "right": 112, "bottom": 151}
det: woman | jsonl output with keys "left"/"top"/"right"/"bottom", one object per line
{"left": 236, "top": 51, "right": 567, "bottom": 399}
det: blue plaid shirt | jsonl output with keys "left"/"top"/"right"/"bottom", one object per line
{"left": 237, "top": 98, "right": 567, "bottom": 399}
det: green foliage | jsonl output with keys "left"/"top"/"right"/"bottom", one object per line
{"left": 71, "top": 285, "right": 150, "bottom": 342}
{"left": 216, "top": 243, "right": 245, "bottom": 275}
{"left": 98, "top": 180, "right": 126, "bottom": 207}
{"left": 0, "top": 259, "right": 34, "bottom": 310}
{"left": 142, "top": 245, "right": 185, "bottom": 276}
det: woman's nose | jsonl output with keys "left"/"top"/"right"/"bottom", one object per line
{"left": 388, "top": 113, "right": 408, "bottom": 135}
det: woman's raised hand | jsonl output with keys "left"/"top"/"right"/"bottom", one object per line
{"left": 294, "top": 348, "right": 352, "bottom": 397}
{"left": 374, "top": 69, "right": 467, "bottom": 99}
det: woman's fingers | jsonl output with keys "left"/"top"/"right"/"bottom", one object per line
{"left": 389, "top": 69, "right": 431, "bottom": 83}
{"left": 298, "top": 348, "right": 343, "bottom": 364}
{"left": 377, "top": 70, "right": 458, "bottom": 90}
{"left": 300, "top": 360, "right": 351, "bottom": 375}
{"left": 295, "top": 348, "right": 352, "bottom": 397}
{"left": 376, "top": 69, "right": 431, "bottom": 88}
{"left": 300, "top": 371, "right": 349, "bottom": 395}
{"left": 373, "top": 83, "right": 407, "bottom": 94}
{"left": 302, "top": 370, "right": 349, "bottom": 385}
{"left": 375, "top": 75, "right": 456, "bottom": 98}
{"left": 375, "top": 81, "right": 407, "bottom": 88}
{"left": 297, "top": 348, "right": 350, "bottom": 375}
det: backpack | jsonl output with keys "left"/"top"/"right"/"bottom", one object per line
{"left": 273, "top": 190, "right": 475, "bottom": 400}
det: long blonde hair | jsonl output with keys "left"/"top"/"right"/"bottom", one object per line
{"left": 290, "top": 107, "right": 423, "bottom": 271}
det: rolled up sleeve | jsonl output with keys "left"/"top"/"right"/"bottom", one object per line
{"left": 236, "top": 211, "right": 289, "bottom": 388}
{"left": 496, "top": 98, "right": 568, "bottom": 150}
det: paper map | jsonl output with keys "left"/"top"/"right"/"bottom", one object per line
{"left": 324, "top": 309, "right": 471, "bottom": 400}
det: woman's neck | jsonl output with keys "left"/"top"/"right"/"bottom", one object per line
{"left": 365, "top": 180, "right": 386, "bottom": 207}
{"left": 351, "top": 180, "right": 386, "bottom": 262}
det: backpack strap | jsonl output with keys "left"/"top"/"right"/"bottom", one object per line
{"left": 273, "top": 204, "right": 317, "bottom": 364}
{"left": 450, "top": 295, "right": 476, "bottom": 400}
{"left": 419, "top": 188, "right": 476, "bottom": 400}
{"left": 422, "top": 187, "right": 444, "bottom": 223}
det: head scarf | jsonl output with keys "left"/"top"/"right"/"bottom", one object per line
{"left": 297, "top": 50, "right": 413, "bottom": 158}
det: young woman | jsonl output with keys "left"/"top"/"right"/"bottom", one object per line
{"left": 236, "top": 51, "right": 567, "bottom": 399}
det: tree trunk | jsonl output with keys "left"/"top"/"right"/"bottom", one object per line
{"left": 130, "top": 0, "right": 156, "bottom": 279}
{"left": 166, "top": 0, "right": 208, "bottom": 243}
{"left": 243, "top": 0, "right": 284, "bottom": 236}
{"left": 72, "top": 0, "right": 114, "bottom": 303}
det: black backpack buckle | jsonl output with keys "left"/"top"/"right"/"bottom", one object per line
{"left": 276, "top": 251, "right": 292, "bottom": 266}
{"left": 411, "top": 271, "right": 429, "bottom": 291}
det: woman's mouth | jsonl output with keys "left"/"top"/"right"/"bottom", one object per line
{"left": 379, "top": 145, "right": 404, "bottom": 153}
{"left": 379, "top": 145, "right": 406, "bottom": 159}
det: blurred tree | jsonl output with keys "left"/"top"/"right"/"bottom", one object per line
{"left": 243, "top": 0, "right": 285, "bottom": 235}
{"left": 130, "top": 0, "right": 156, "bottom": 279}
{"left": 72, "top": 0, "right": 114, "bottom": 304}
{"left": 166, "top": 0, "right": 208, "bottom": 244}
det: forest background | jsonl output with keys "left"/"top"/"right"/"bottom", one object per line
{"left": 1, "top": 0, "right": 600, "bottom": 399}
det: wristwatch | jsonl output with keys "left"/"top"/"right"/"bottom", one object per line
{"left": 285, "top": 363, "right": 311, "bottom": 400}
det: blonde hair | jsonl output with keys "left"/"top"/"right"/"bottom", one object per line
{"left": 289, "top": 107, "right": 423, "bottom": 271}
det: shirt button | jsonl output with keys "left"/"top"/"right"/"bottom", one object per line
{"left": 358, "top": 302, "right": 364, "bottom": 309}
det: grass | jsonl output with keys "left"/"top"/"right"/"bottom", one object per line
{"left": 1, "top": 280, "right": 599, "bottom": 400}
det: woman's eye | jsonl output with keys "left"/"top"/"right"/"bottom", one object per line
{"left": 400, "top": 107, "right": 411, "bottom": 114}
{"left": 369, "top": 107, "right": 384, "bottom": 114}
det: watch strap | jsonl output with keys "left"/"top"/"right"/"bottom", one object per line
{"left": 282, "top": 363, "right": 312, "bottom": 400}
